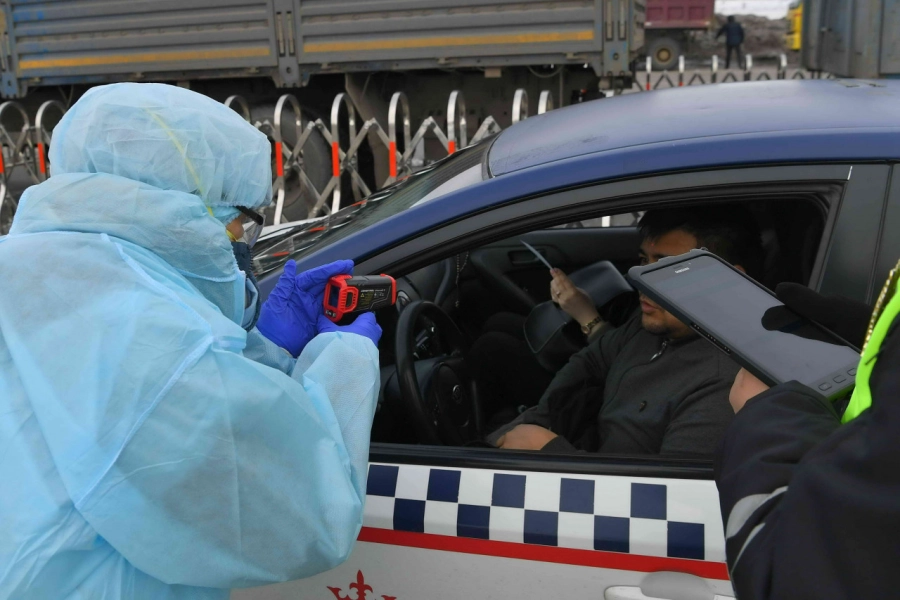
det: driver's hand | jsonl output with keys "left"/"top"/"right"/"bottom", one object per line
{"left": 496, "top": 424, "right": 558, "bottom": 450}
{"left": 729, "top": 368, "right": 770, "bottom": 413}
{"left": 550, "top": 268, "right": 600, "bottom": 327}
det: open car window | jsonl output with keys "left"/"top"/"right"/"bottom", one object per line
{"left": 372, "top": 191, "right": 833, "bottom": 460}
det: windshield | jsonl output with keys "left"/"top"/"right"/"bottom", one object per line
{"left": 252, "top": 141, "right": 489, "bottom": 277}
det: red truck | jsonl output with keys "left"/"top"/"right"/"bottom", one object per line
{"left": 645, "top": 0, "right": 717, "bottom": 69}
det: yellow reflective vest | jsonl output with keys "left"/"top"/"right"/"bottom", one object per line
{"left": 844, "top": 260, "right": 900, "bottom": 422}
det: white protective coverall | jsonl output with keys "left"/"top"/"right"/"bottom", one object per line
{"left": 0, "top": 83, "right": 379, "bottom": 599}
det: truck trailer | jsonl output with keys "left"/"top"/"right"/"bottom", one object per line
{"left": 801, "top": 0, "right": 899, "bottom": 78}
{"left": 0, "top": 1, "right": 646, "bottom": 99}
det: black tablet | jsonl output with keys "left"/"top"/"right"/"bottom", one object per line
{"left": 628, "top": 249, "right": 860, "bottom": 400}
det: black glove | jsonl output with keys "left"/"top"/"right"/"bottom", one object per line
{"left": 774, "top": 282, "right": 871, "bottom": 349}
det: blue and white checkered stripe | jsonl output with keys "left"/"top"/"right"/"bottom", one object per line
{"left": 364, "top": 463, "right": 725, "bottom": 562}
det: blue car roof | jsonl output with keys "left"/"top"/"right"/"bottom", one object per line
{"left": 488, "top": 79, "right": 900, "bottom": 176}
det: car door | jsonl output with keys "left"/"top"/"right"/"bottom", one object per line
{"left": 869, "top": 163, "right": 900, "bottom": 297}
{"left": 233, "top": 163, "right": 885, "bottom": 600}
{"left": 233, "top": 450, "right": 730, "bottom": 600}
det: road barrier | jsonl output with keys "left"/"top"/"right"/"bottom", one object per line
{"left": 252, "top": 87, "right": 545, "bottom": 225}
{"left": 0, "top": 89, "right": 550, "bottom": 232}
{"left": 0, "top": 65, "right": 834, "bottom": 233}
{"left": 637, "top": 53, "right": 831, "bottom": 92}
{"left": 0, "top": 99, "right": 47, "bottom": 233}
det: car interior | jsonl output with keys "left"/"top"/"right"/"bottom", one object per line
{"left": 360, "top": 194, "right": 828, "bottom": 453}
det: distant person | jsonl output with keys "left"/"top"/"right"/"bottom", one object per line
{"left": 717, "top": 16, "right": 745, "bottom": 69}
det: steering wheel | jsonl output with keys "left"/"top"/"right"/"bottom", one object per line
{"left": 395, "top": 300, "right": 484, "bottom": 445}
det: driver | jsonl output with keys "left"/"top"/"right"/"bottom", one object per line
{"left": 488, "top": 206, "right": 764, "bottom": 456}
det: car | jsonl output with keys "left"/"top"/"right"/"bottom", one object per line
{"left": 233, "top": 79, "right": 900, "bottom": 600}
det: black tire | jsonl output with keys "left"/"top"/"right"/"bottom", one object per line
{"left": 250, "top": 104, "right": 332, "bottom": 223}
{"left": 648, "top": 36, "right": 681, "bottom": 71}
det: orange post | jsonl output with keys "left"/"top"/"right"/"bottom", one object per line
{"left": 37, "top": 143, "right": 46, "bottom": 174}
{"left": 274, "top": 141, "right": 284, "bottom": 177}
{"left": 388, "top": 140, "right": 397, "bottom": 177}
{"left": 331, "top": 141, "right": 340, "bottom": 177}
{"left": 448, "top": 140, "right": 456, "bottom": 154}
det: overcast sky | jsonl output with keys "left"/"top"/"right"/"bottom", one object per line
{"left": 716, "top": 0, "right": 793, "bottom": 18}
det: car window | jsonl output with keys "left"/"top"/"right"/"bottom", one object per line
{"left": 369, "top": 182, "right": 839, "bottom": 453}
{"left": 252, "top": 142, "right": 489, "bottom": 277}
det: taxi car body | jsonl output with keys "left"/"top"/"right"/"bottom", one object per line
{"left": 235, "top": 79, "right": 900, "bottom": 600}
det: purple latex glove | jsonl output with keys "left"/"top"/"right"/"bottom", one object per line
{"left": 317, "top": 313, "right": 382, "bottom": 346}
{"left": 257, "top": 259, "right": 354, "bottom": 357}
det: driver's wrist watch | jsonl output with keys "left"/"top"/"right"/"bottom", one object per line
{"left": 581, "top": 315, "right": 604, "bottom": 335}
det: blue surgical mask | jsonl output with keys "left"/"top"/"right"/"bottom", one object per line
{"left": 232, "top": 241, "right": 260, "bottom": 330}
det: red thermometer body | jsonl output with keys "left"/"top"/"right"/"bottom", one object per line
{"left": 324, "top": 274, "right": 397, "bottom": 322}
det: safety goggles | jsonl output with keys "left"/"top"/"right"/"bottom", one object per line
{"left": 236, "top": 206, "right": 266, "bottom": 248}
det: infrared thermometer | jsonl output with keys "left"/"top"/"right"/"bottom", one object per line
{"left": 324, "top": 274, "right": 397, "bottom": 322}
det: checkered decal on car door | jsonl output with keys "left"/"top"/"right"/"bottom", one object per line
{"left": 364, "top": 463, "right": 724, "bottom": 562}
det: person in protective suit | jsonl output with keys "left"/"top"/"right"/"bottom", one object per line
{"left": 0, "top": 83, "right": 382, "bottom": 599}
{"left": 717, "top": 272, "right": 900, "bottom": 599}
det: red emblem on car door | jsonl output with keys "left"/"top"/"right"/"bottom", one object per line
{"left": 328, "top": 571, "right": 396, "bottom": 600}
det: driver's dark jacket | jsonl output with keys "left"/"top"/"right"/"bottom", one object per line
{"left": 488, "top": 313, "right": 739, "bottom": 456}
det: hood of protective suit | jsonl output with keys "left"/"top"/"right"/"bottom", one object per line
{"left": 50, "top": 82, "right": 272, "bottom": 215}
{"left": 8, "top": 83, "right": 272, "bottom": 324}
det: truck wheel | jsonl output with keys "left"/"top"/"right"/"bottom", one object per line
{"left": 648, "top": 37, "right": 681, "bottom": 71}
{"left": 250, "top": 104, "right": 332, "bottom": 224}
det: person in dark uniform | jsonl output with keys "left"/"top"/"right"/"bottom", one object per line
{"left": 717, "top": 272, "right": 900, "bottom": 599}
{"left": 717, "top": 16, "right": 746, "bottom": 69}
